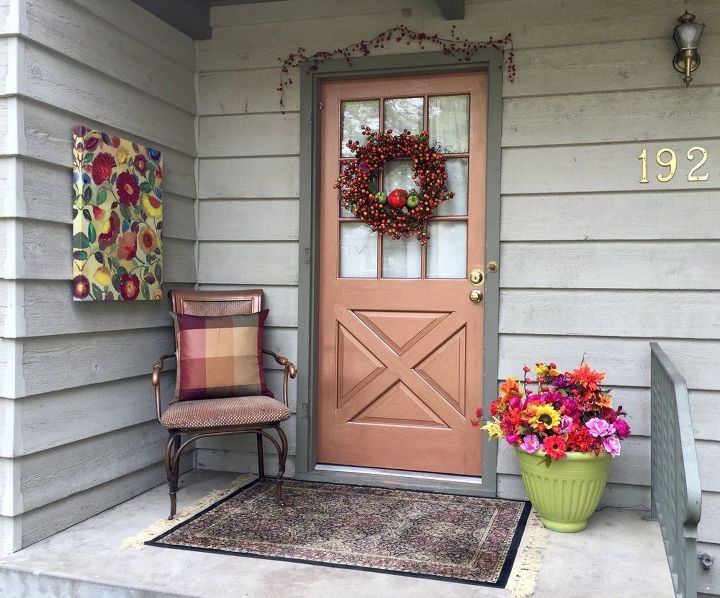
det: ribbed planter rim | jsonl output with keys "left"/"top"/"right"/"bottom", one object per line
{"left": 519, "top": 449, "right": 611, "bottom": 461}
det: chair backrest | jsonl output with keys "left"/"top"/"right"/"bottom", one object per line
{"left": 169, "top": 289, "right": 263, "bottom": 317}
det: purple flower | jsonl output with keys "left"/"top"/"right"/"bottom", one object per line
{"left": 552, "top": 374, "right": 570, "bottom": 388}
{"left": 561, "top": 397, "right": 578, "bottom": 416}
{"left": 586, "top": 418, "right": 615, "bottom": 438}
{"left": 614, "top": 418, "right": 631, "bottom": 440}
{"left": 559, "top": 416, "right": 574, "bottom": 434}
{"left": 519, "top": 434, "right": 541, "bottom": 454}
{"left": 509, "top": 395, "right": 522, "bottom": 410}
{"left": 603, "top": 435, "right": 621, "bottom": 457}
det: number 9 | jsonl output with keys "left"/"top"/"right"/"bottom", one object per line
{"left": 656, "top": 148, "right": 676, "bottom": 183}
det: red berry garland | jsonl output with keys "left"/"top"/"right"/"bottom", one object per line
{"left": 334, "top": 127, "right": 454, "bottom": 245}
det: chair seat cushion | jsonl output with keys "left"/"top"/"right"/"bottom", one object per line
{"left": 160, "top": 396, "right": 290, "bottom": 429}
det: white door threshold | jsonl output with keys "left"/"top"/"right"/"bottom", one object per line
{"left": 315, "top": 464, "right": 484, "bottom": 485}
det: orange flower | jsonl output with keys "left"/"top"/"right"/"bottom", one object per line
{"left": 569, "top": 363, "right": 605, "bottom": 391}
{"left": 500, "top": 376, "right": 522, "bottom": 397}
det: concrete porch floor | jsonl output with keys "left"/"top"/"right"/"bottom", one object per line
{"left": 0, "top": 471, "right": 674, "bottom": 598}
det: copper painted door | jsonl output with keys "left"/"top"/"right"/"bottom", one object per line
{"left": 317, "top": 72, "right": 486, "bottom": 476}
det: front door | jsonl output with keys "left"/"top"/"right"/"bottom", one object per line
{"left": 316, "top": 71, "right": 487, "bottom": 476}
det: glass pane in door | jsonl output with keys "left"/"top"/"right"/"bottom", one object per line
{"left": 383, "top": 160, "right": 414, "bottom": 194}
{"left": 426, "top": 221, "right": 467, "bottom": 278}
{"left": 382, "top": 236, "right": 421, "bottom": 278}
{"left": 428, "top": 95, "right": 469, "bottom": 154}
{"left": 340, "top": 223, "right": 377, "bottom": 277}
{"left": 384, "top": 97, "right": 423, "bottom": 134}
{"left": 341, "top": 100, "right": 379, "bottom": 157}
{"left": 437, "top": 158, "right": 468, "bottom": 216}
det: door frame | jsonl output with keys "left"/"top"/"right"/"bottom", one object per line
{"left": 295, "top": 50, "right": 503, "bottom": 497}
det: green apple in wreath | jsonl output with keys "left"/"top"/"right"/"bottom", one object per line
{"left": 375, "top": 191, "right": 387, "bottom": 204}
{"left": 406, "top": 193, "right": 420, "bottom": 209}
{"left": 387, "top": 188, "right": 408, "bottom": 208}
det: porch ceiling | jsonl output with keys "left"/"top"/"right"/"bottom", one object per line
{"left": 131, "top": 0, "right": 466, "bottom": 40}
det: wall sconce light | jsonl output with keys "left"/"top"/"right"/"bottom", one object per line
{"left": 673, "top": 10, "right": 705, "bottom": 86}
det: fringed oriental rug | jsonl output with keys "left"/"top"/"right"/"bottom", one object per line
{"left": 146, "top": 479, "right": 532, "bottom": 588}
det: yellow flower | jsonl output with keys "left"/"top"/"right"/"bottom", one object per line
{"left": 141, "top": 193, "right": 163, "bottom": 218}
{"left": 93, "top": 266, "right": 112, "bottom": 288}
{"left": 535, "top": 363, "right": 549, "bottom": 376}
{"left": 116, "top": 141, "right": 132, "bottom": 165}
{"left": 528, "top": 404, "right": 561, "bottom": 431}
{"left": 481, "top": 419, "right": 504, "bottom": 440}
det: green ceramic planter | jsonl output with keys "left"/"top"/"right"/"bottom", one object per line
{"left": 516, "top": 448, "right": 612, "bottom": 533}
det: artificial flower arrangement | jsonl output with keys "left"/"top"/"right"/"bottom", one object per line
{"left": 473, "top": 361, "right": 631, "bottom": 463}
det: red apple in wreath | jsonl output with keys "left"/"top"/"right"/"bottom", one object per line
{"left": 387, "top": 188, "right": 408, "bottom": 209}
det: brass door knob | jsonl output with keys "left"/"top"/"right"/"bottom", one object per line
{"left": 468, "top": 269, "right": 484, "bottom": 285}
{"left": 469, "top": 290, "right": 483, "bottom": 303}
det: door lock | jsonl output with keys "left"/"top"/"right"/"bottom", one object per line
{"left": 469, "top": 290, "right": 483, "bottom": 303}
{"left": 468, "top": 269, "right": 484, "bottom": 285}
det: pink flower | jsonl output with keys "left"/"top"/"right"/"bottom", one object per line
{"left": 559, "top": 415, "right": 574, "bottom": 434}
{"left": 586, "top": 417, "right": 615, "bottom": 438}
{"left": 603, "top": 435, "right": 622, "bottom": 457}
{"left": 613, "top": 418, "right": 631, "bottom": 439}
{"left": 519, "top": 434, "right": 541, "bottom": 453}
{"left": 506, "top": 433, "right": 520, "bottom": 445}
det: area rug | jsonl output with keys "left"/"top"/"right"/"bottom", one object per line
{"left": 146, "top": 478, "right": 534, "bottom": 588}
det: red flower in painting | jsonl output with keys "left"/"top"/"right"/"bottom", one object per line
{"left": 85, "top": 136, "right": 99, "bottom": 152}
{"left": 134, "top": 154, "right": 147, "bottom": 174}
{"left": 73, "top": 275, "right": 90, "bottom": 299}
{"left": 119, "top": 273, "right": 140, "bottom": 301}
{"left": 116, "top": 172, "right": 140, "bottom": 206}
{"left": 116, "top": 231, "right": 137, "bottom": 261}
{"left": 98, "top": 211, "right": 120, "bottom": 250}
{"left": 91, "top": 152, "right": 116, "bottom": 184}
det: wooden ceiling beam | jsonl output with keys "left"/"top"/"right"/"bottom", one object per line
{"left": 435, "top": 0, "right": 465, "bottom": 20}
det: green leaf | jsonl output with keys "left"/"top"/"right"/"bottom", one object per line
{"left": 72, "top": 250, "right": 88, "bottom": 261}
{"left": 87, "top": 222, "right": 96, "bottom": 243}
{"left": 148, "top": 171, "right": 156, "bottom": 187}
{"left": 140, "top": 181, "right": 153, "bottom": 193}
{"left": 154, "top": 262, "right": 162, "bottom": 282}
{"left": 72, "top": 232, "right": 91, "bottom": 249}
{"left": 118, "top": 202, "right": 131, "bottom": 220}
{"left": 97, "top": 188, "right": 107, "bottom": 205}
{"left": 83, "top": 186, "right": 92, "bottom": 202}
{"left": 111, "top": 275, "right": 121, "bottom": 292}
{"left": 91, "top": 283, "right": 103, "bottom": 298}
{"left": 141, "top": 282, "right": 150, "bottom": 299}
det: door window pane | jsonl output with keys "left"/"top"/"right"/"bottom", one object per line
{"left": 426, "top": 221, "right": 467, "bottom": 278}
{"left": 383, "top": 160, "right": 414, "bottom": 194}
{"left": 437, "top": 158, "right": 468, "bottom": 216}
{"left": 384, "top": 97, "right": 423, "bottom": 134}
{"left": 429, "top": 95, "right": 469, "bottom": 154}
{"left": 340, "top": 223, "right": 377, "bottom": 277}
{"left": 382, "top": 236, "right": 421, "bottom": 278}
{"left": 341, "top": 100, "right": 379, "bottom": 157}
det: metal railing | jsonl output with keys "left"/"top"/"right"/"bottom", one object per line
{"left": 650, "top": 342, "right": 702, "bottom": 598}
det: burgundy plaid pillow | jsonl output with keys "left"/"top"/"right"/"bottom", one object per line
{"left": 172, "top": 310, "right": 273, "bottom": 401}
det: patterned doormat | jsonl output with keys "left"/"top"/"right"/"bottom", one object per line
{"left": 146, "top": 478, "right": 534, "bottom": 588}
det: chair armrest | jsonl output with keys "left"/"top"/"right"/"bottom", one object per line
{"left": 263, "top": 350, "right": 297, "bottom": 407}
{"left": 152, "top": 353, "right": 177, "bottom": 422}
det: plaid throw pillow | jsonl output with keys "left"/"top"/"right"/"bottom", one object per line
{"left": 172, "top": 310, "right": 273, "bottom": 401}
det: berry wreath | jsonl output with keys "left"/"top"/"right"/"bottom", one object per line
{"left": 334, "top": 127, "right": 454, "bottom": 245}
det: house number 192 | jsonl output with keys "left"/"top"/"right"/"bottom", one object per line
{"left": 638, "top": 147, "right": 709, "bottom": 183}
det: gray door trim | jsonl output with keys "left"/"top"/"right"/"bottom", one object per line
{"left": 295, "top": 50, "right": 503, "bottom": 497}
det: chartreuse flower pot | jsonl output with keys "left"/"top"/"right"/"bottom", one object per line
{"left": 516, "top": 448, "right": 611, "bottom": 533}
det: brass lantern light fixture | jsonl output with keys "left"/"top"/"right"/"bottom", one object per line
{"left": 673, "top": 10, "right": 705, "bottom": 86}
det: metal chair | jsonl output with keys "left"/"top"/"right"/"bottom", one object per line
{"left": 151, "top": 289, "right": 297, "bottom": 519}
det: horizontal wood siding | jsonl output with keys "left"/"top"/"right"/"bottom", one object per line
{"left": 0, "top": 0, "right": 197, "bottom": 554}
{"left": 197, "top": 2, "right": 720, "bottom": 591}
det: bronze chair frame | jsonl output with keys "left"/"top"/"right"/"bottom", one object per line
{"left": 152, "top": 289, "right": 297, "bottom": 519}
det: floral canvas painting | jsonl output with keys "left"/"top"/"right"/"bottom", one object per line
{"left": 72, "top": 126, "right": 163, "bottom": 301}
